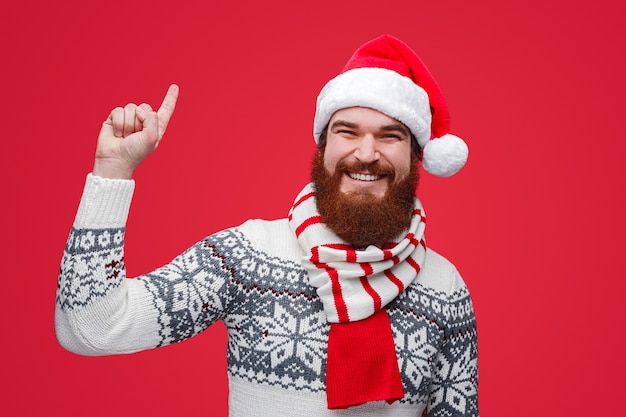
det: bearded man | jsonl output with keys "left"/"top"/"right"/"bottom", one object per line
{"left": 56, "top": 35, "right": 478, "bottom": 416}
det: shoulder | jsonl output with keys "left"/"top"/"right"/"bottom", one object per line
{"left": 401, "top": 249, "right": 476, "bottom": 332}
{"left": 229, "top": 218, "right": 305, "bottom": 263}
{"left": 414, "top": 248, "right": 468, "bottom": 297}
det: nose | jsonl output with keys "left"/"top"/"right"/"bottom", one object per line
{"left": 353, "top": 135, "right": 379, "bottom": 164}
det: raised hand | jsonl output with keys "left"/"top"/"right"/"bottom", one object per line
{"left": 93, "top": 84, "right": 179, "bottom": 179}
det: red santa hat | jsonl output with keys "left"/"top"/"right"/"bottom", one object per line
{"left": 313, "top": 35, "right": 468, "bottom": 177}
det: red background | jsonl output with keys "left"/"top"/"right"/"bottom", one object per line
{"left": 4, "top": 0, "right": 626, "bottom": 415}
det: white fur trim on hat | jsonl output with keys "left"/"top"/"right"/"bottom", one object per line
{"left": 422, "top": 134, "right": 469, "bottom": 177}
{"left": 313, "top": 67, "right": 432, "bottom": 144}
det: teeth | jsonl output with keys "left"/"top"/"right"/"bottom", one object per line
{"left": 348, "top": 173, "right": 382, "bottom": 181}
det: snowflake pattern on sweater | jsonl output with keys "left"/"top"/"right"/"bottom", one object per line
{"left": 57, "top": 223, "right": 478, "bottom": 416}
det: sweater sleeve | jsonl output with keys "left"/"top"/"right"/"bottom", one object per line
{"left": 426, "top": 269, "right": 479, "bottom": 417}
{"left": 55, "top": 174, "right": 234, "bottom": 356}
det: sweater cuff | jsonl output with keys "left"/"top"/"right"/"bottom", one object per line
{"left": 74, "top": 173, "right": 135, "bottom": 229}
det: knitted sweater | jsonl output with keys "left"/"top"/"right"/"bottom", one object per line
{"left": 56, "top": 174, "right": 479, "bottom": 417}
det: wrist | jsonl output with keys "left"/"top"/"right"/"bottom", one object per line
{"left": 93, "top": 158, "right": 135, "bottom": 180}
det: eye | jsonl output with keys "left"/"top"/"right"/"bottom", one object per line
{"left": 338, "top": 129, "right": 357, "bottom": 137}
{"left": 380, "top": 133, "right": 402, "bottom": 142}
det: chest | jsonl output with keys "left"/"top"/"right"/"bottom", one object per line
{"left": 224, "top": 258, "right": 446, "bottom": 403}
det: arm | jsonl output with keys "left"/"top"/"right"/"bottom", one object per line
{"left": 426, "top": 271, "right": 479, "bottom": 416}
{"left": 55, "top": 86, "right": 232, "bottom": 355}
{"left": 55, "top": 177, "right": 234, "bottom": 355}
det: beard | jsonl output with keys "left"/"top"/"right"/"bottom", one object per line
{"left": 311, "top": 151, "right": 419, "bottom": 248}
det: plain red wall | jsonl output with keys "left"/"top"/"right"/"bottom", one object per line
{"left": 5, "top": 0, "right": 626, "bottom": 415}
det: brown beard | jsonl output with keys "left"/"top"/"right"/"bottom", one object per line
{"left": 311, "top": 151, "right": 419, "bottom": 248}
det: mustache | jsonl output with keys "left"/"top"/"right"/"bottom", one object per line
{"left": 335, "top": 159, "right": 396, "bottom": 179}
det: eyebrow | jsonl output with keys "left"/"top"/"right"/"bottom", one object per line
{"left": 329, "top": 120, "right": 359, "bottom": 130}
{"left": 380, "top": 123, "right": 410, "bottom": 137}
{"left": 330, "top": 120, "right": 409, "bottom": 136}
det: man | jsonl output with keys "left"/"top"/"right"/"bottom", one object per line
{"left": 56, "top": 35, "right": 478, "bottom": 416}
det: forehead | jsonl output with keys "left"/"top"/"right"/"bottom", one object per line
{"left": 329, "top": 107, "right": 410, "bottom": 134}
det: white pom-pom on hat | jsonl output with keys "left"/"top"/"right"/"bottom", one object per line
{"left": 314, "top": 35, "right": 468, "bottom": 178}
{"left": 422, "top": 134, "right": 469, "bottom": 177}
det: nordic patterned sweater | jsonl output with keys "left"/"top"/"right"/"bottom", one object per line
{"left": 56, "top": 174, "right": 479, "bottom": 417}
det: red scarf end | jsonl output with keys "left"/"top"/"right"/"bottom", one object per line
{"left": 326, "top": 309, "right": 405, "bottom": 409}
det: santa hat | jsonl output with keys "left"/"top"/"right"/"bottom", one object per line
{"left": 313, "top": 35, "right": 468, "bottom": 177}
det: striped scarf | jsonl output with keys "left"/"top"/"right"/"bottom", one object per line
{"left": 288, "top": 183, "right": 427, "bottom": 409}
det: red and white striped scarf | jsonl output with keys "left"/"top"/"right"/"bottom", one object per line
{"left": 289, "top": 183, "right": 427, "bottom": 323}
{"left": 288, "top": 183, "right": 427, "bottom": 409}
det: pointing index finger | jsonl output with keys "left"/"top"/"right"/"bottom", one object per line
{"left": 157, "top": 84, "right": 179, "bottom": 137}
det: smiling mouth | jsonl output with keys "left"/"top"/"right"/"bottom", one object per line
{"left": 347, "top": 172, "right": 384, "bottom": 181}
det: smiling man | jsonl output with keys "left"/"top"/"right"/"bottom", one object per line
{"left": 56, "top": 35, "right": 478, "bottom": 416}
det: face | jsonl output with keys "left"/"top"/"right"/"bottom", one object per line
{"left": 312, "top": 107, "right": 419, "bottom": 248}
{"left": 323, "top": 107, "right": 413, "bottom": 198}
